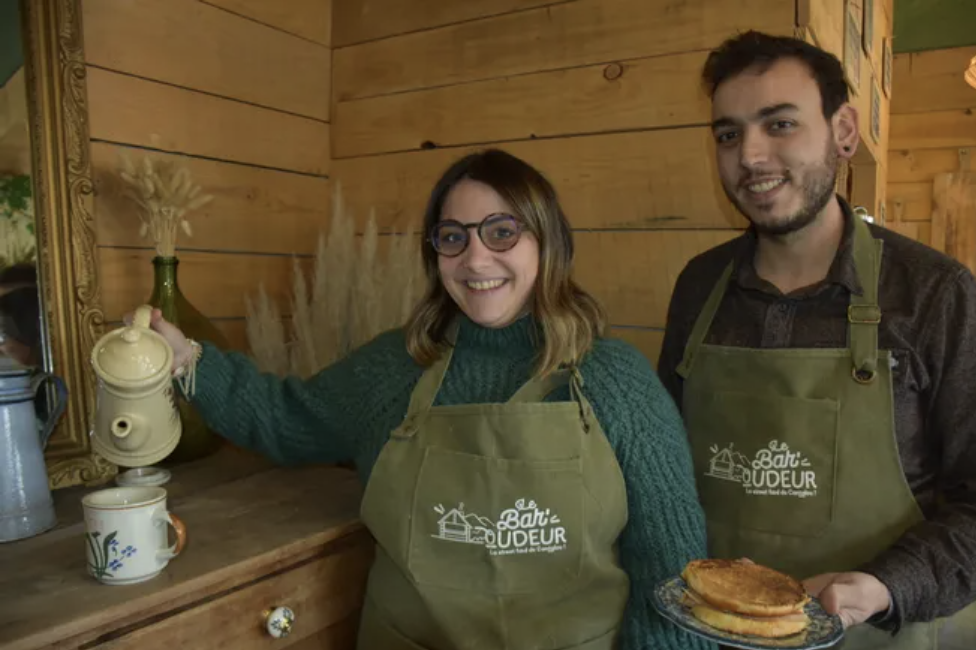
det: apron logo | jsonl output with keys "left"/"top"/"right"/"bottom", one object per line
{"left": 432, "top": 499, "right": 568, "bottom": 556}
{"left": 705, "top": 441, "right": 818, "bottom": 498}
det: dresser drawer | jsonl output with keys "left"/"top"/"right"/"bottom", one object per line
{"left": 93, "top": 536, "right": 372, "bottom": 650}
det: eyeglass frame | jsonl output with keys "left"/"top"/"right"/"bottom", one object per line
{"left": 427, "top": 213, "right": 527, "bottom": 258}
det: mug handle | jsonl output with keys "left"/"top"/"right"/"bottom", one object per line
{"left": 155, "top": 511, "right": 187, "bottom": 561}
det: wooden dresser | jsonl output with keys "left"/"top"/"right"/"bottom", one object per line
{"left": 0, "top": 448, "right": 372, "bottom": 649}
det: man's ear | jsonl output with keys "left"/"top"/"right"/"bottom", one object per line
{"left": 833, "top": 104, "right": 859, "bottom": 160}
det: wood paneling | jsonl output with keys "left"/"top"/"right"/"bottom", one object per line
{"left": 888, "top": 148, "right": 976, "bottom": 183}
{"left": 797, "top": 0, "right": 843, "bottom": 61}
{"left": 891, "top": 46, "right": 976, "bottom": 115}
{"left": 332, "top": 0, "right": 794, "bottom": 101}
{"left": 87, "top": 67, "right": 330, "bottom": 175}
{"left": 610, "top": 327, "right": 665, "bottom": 369}
{"left": 884, "top": 221, "right": 931, "bottom": 248}
{"left": 333, "top": 127, "right": 746, "bottom": 231}
{"left": 886, "top": 182, "right": 932, "bottom": 222}
{"left": 98, "top": 248, "right": 309, "bottom": 321}
{"left": 334, "top": 51, "right": 709, "bottom": 157}
{"left": 889, "top": 109, "right": 976, "bottom": 152}
{"left": 92, "top": 143, "right": 330, "bottom": 254}
{"left": 203, "top": 0, "right": 332, "bottom": 47}
{"left": 333, "top": 0, "right": 561, "bottom": 47}
{"left": 885, "top": 49, "right": 975, "bottom": 257}
{"left": 933, "top": 172, "right": 976, "bottom": 274}
{"left": 574, "top": 230, "right": 739, "bottom": 328}
{"left": 214, "top": 319, "right": 250, "bottom": 351}
{"left": 84, "top": 0, "right": 331, "bottom": 121}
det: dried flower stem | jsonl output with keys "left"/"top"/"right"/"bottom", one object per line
{"left": 245, "top": 184, "right": 424, "bottom": 378}
{"left": 118, "top": 153, "right": 213, "bottom": 257}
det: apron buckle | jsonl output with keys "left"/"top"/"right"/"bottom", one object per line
{"left": 848, "top": 304, "right": 882, "bottom": 325}
{"left": 392, "top": 415, "right": 421, "bottom": 439}
{"left": 852, "top": 366, "right": 877, "bottom": 384}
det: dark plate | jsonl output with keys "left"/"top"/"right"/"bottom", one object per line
{"left": 652, "top": 576, "right": 844, "bottom": 650}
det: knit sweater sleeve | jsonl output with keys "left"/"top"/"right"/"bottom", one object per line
{"left": 188, "top": 329, "right": 419, "bottom": 466}
{"left": 580, "top": 339, "right": 715, "bottom": 650}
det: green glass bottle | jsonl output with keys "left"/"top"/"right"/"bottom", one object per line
{"left": 147, "top": 256, "right": 226, "bottom": 463}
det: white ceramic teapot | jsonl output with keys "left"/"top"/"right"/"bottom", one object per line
{"left": 91, "top": 305, "right": 181, "bottom": 467}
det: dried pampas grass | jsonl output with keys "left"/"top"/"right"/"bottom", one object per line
{"left": 246, "top": 185, "right": 424, "bottom": 378}
{"left": 118, "top": 153, "right": 213, "bottom": 257}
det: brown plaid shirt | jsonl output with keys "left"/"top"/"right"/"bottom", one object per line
{"left": 658, "top": 197, "right": 976, "bottom": 631}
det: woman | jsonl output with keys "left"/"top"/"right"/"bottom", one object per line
{"left": 144, "top": 149, "right": 711, "bottom": 649}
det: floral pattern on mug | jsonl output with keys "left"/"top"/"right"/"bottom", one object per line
{"left": 85, "top": 530, "right": 138, "bottom": 579}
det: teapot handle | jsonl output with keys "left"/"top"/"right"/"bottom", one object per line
{"left": 30, "top": 373, "right": 68, "bottom": 448}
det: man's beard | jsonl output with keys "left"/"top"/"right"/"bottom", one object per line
{"left": 726, "top": 147, "right": 839, "bottom": 237}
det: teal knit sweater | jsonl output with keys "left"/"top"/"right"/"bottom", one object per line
{"left": 191, "top": 315, "right": 713, "bottom": 650}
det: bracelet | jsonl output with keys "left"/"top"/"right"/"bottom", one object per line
{"left": 173, "top": 339, "right": 203, "bottom": 397}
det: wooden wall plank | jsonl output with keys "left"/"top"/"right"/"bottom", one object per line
{"left": 98, "top": 248, "right": 309, "bottom": 321}
{"left": 886, "top": 181, "right": 933, "bottom": 222}
{"left": 87, "top": 68, "right": 330, "bottom": 175}
{"left": 609, "top": 327, "right": 665, "bottom": 369}
{"left": 890, "top": 109, "right": 976, "bottom": 152}
{"left": 334, "top": 51, "right": 709, "bottom": 157}
{"left": 203, "top": 0, "right": 333, "bottom": 47}
{"left": 214, "top": 319, "right": 250, "bottom": 351}
{"left": 333, "top": 128, "right": 746, "bottom": 231}
{"left": 883, "top": 222, "right": 931, "bottom": 248}
{"left": 332, "top": 0, "right": 795, "bottom": 101}
{"left": 935, "top": 172, "right": 976, "bottom": 275}
{"left": 888, "top": 148, "right": 976, "bottom": 183}
{"left": 91, "top": 143, "right": 330, "bottom": 254}
{"left": 574, "top": 230, "right": 740, "bottom": 328}
{"left": 84, "top": 0, "right": 331, "bottom": 121}
{"left": 333, "top": 0, "right": 561, "bottom": 47}
{"left": 797, "top": 0, "right": 843, "bottom": 61}
{"left": 891, "top": 47, "right": 976, "bottom": 115}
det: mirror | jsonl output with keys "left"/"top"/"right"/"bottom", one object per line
{"left": 1, "top": 0, "right": 115, "bottom": 489}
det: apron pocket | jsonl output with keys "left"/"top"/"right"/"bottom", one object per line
{"left": 687, "top": 390, "right": 838, "bottom": 538}
{"left": 407, "top": 447, "right": 584, "bottom": 595}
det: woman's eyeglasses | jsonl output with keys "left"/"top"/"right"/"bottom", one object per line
{"left": 429, "top": 213, "right": 524, "bottom": 258}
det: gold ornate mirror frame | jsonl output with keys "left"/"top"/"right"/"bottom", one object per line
{"left": 21, "top": 0, "right": 115, "bottom": 488}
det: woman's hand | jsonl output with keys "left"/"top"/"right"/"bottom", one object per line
{"left": 802, "top": 571, "right": 892, "bottom": 629}
{"left": 123, "top": 308, "right": 195, "bottom": 373}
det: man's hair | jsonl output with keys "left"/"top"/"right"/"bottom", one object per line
{"left": 701, "top": 30, "right": 850, "bottom": 119}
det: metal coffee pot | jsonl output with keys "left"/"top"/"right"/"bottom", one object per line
{"left": 90, "top": 305, "right": 182, "bottom": 467}
{"left": 0, "top": 358, "right": 68, "bottom": 542}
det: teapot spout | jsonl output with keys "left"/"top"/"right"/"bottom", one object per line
{"left": 110, "top": 414, "right": 150, "bottom": 451}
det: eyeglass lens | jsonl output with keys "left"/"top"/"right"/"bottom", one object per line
{"left": 431, "top": 214, "right": 522, "bottom": 257}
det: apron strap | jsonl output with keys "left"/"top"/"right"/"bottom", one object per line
{"left": 508, "top": 366, "right": 593, "bottom": 432}
{"left": 848, "top": 216, "right": 884, "bottom": 384}
{"left": 676, "top": 262, "right": 734, "bottom": 379}
{"left": 393, "top": 322, "right": 457, "bottom": 438}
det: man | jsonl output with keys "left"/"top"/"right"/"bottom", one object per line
{"left": 658, "top": 31, "right": 976, "bottom": 648}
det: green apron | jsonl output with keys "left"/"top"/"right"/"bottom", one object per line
{"left": 357, "top": 330, "right": 630, "bottom": 649}
{"left": 676, "top": 216, "right": 938, "bottom": 649}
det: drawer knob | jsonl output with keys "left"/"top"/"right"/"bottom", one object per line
{"left": 265, "top": 606, "right": 296, "bottom": 638}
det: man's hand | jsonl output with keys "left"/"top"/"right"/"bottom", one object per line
{"left": 802, "top": 572, "right": 891, "bottom": 629}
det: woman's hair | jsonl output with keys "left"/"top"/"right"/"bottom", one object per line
{"left": 404, "top": 148, "right": 606, "bottom": 376}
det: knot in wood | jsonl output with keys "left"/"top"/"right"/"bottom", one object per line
{"left": 603, "top": 63, "right": 623, "bottom": 81}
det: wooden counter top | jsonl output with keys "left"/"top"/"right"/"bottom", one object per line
{"left": 0, "top": 447, "right": 370, "bottom": 650}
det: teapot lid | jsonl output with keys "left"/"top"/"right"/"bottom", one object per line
{"left": 93, "top": 306, "right": 172, "bottom": 383}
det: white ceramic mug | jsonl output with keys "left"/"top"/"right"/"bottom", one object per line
{"left": 82, "top": 486, "right": 186, "bottom": 585}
